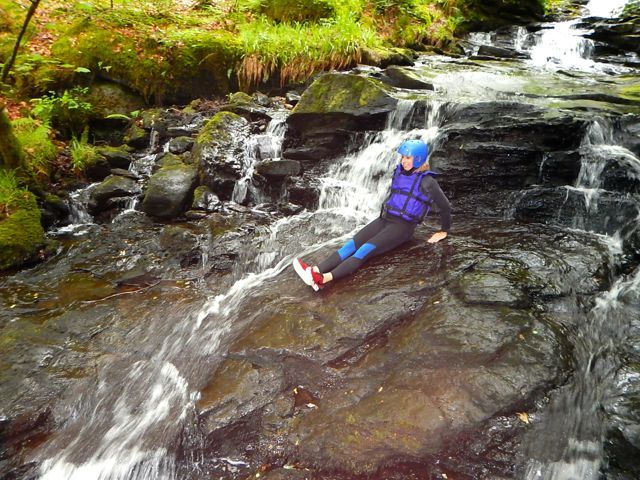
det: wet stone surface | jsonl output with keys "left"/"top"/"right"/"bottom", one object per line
{"left": 187, "top": 219, "right": 610, "bottom": 479}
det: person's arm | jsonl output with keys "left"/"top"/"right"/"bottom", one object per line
{"left": 421, "top": 175, "right": 451, "bottom": 243}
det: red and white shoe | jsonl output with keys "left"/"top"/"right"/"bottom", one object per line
{"left": 292, "top": 258, "right": 324, "bottom": 291}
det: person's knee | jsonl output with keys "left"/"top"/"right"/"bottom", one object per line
{"left": 353, "top": 243, "right": 376, "bottom": 260}
{"left": 338, "top": 239, "right": 357, "bottom": 260}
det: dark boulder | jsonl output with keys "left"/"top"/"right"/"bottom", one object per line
{"left": 141, "top": 164, "right": 198, "bottom": 220}
{"left": 513, "top": 187, "right": 640, "bottom": 239}
{"left": 462, "top": 0, "right": 546, "bottom": 30}
{"left": 285, "top": 74, "right": 397, "bottom": 162}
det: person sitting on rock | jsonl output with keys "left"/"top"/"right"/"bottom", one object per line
{"left": 293, "top": 139, "right": 451, "bottom": 291}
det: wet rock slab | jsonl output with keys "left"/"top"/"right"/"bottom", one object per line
{"left": 191, "top": 219, "right": 609, "bottom": 478}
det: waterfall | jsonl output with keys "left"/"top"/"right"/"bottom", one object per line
{"left": 36, "top": 99, "right": 445, "bottom": 480}
{"left": 523, "top": 116, "right": 640, "bottom": 480}
{"left": 232, "top": 113, "right": 288, "bottom": 205}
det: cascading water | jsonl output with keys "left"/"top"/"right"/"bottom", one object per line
{"left": 35, "top": 98, "right": 446, "bottom": 480}
{"left": 513, "top": 0, "right": 631, "bottom": 71}
{"left": 523, "top": 118, "right": 640, "bottom": 480}
{"left": 231, "top": 113, "right": 288, "bottom": 205}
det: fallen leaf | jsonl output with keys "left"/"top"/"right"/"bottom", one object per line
{"left": 517, "top": 412, "right": 530, "bottom": 424}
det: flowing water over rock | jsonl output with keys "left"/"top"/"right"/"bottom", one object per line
{"left": 1, "top": 1, "right": 640, "bottom": 479}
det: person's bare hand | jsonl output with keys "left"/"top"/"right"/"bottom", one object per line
{"left": 427, "top": 231, "right": 448, "bottom": 243}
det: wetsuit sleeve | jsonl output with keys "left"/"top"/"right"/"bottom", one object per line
{"left": 421, "top": 176, "right": 452, "bottom": 232}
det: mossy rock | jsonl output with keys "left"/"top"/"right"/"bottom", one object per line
{"left": 141, "top": 164, "right": 199, "bottom": 219}
{"left": 124, "top": 123, "right": 149, "bottom": 149}
{"left": 0, "top": 193, "right": 45, "bottom": 270}
{"left": 360, "top": 47, "right": 414, "bottom": 69}
{"left": 193, "top": 112, "right": 249, "bottom": 199}
{"left": 155, "top": 152, "right": 184, "bottom": 170}
{"left": 228, "top": 92, "right": 254, "bottom": 105}
{"left": 620, "top": 82, "right": 640, "bottom": 101}
{"left": 88, "top": 175, "right": 141, "bottom": 214}
{"left": 87, "top": 81, "right": 146, "bottom": 119}
{"left": 196, "top": 111, "right": 246, "bottom": 146}
{"left": 293, "top": 73, "right": 396, "bottom": 116}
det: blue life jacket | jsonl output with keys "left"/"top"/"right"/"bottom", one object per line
{"left": 382, "top": 165, "right": 436, "bottom": 224}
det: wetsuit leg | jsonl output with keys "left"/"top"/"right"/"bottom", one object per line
{"left": 317, "top": 218, "right": 387, "bottom": 273}
{"left": 328, "top": 219, "right": 414, "bottom": 281}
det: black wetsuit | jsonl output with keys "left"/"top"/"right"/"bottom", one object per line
{"left": 318, "top": 173, "right": 451, "bottom": 281}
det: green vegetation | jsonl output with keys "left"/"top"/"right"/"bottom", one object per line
{"left": 0, "top": 106, "right": 23, "bottom": 169}
{"left": 31, "top": 87, "right": 94, "bottom": 138}
{"left": 70, "top": 129, "right": 101, "bottom": 172}
{"left": 1, "top": 0, "right": 547, "bottom": 105}
{"left": 0, "top": 189, "right": 44, "bottom": 270}
{"left": 0, "top": 169, "right": 26, "bottom": 217}
{"left": 12, "top": 117, "right": 56, "bottom": 181}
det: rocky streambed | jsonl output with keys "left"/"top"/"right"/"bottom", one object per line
{"left": 2, "top": 2, "right": 640, "bottom": 479}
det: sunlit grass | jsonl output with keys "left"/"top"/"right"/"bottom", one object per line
{"left": 238, "top": 14, "right": 381, "bottom": 89}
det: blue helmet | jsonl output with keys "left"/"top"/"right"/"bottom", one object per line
{"left": 397, "top": 140, "right": 429, "bottom": 169}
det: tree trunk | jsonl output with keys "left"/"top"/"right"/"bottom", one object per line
{"left": 1, "top": 0, "right": 42, "bottom": 84}
{"left": 0, "top": 104, "right": 24, "bottom": 169}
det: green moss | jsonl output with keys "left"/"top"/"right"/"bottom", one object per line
{"left": 293, "top": 74, "right": 392, "bottom": 114}
{"left": 0, "top": 192, "right": 45, "bottom": 270}
{"left": 228, "top": 92, "right": 254, "bottom": 105}
{"left": 49, "top": 23, "right": 242, "bottom": 103}
{"left": 620, "top": 83, "right": 640, "bottom": 101}
{"left": 0, "top": 107, "right": 24, "bottom": 170}
{"left": 197, "top": 111, "right": 242, "bottom": 144}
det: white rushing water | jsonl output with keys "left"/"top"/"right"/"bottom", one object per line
{"left": 520, "top": 0, "right": 632, "bottom": 71}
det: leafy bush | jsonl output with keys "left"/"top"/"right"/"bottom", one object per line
{"left": 31, "top": 87, "right": 94, "bottom": 138}
{"left": 12, "top": 118, "right": 57, "bottom": 181}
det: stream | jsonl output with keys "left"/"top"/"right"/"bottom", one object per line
{"left": 1, "top": 0, "right": 639, "bottom": 479}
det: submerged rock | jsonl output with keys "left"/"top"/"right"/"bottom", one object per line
{"left": 88, "top": 175, "right": 141, "bottom": 215}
